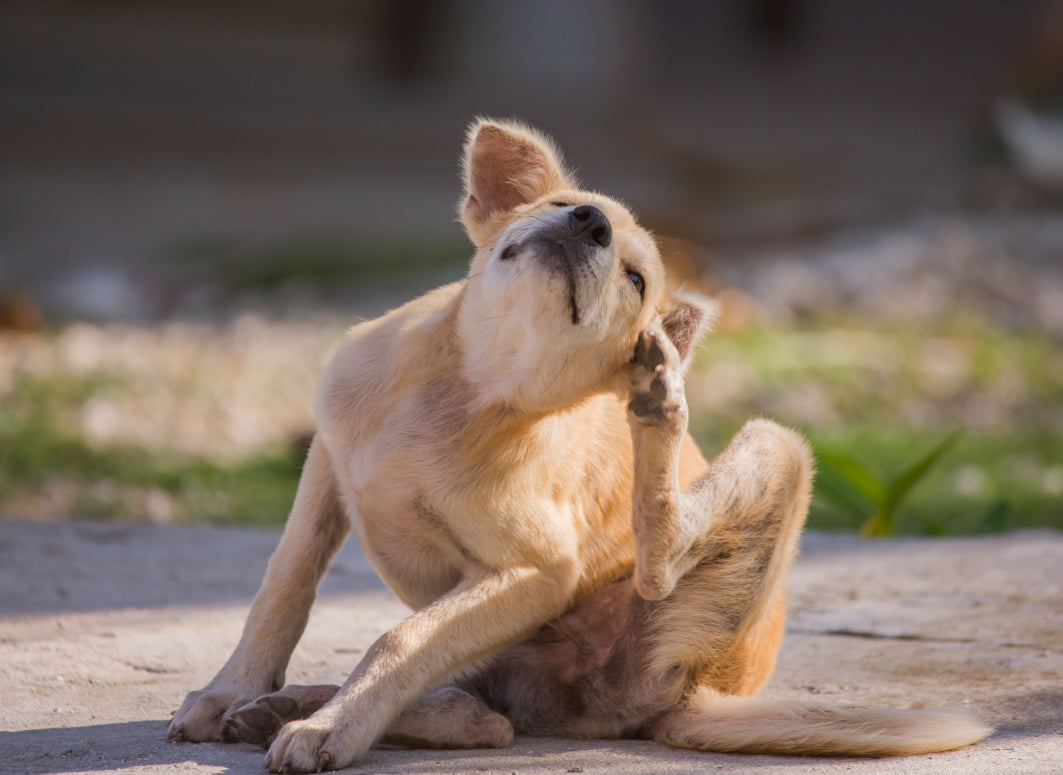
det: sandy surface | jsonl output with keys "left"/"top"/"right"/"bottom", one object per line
{"left": 1, "top": 518, "right": 1061, "bottom": 775}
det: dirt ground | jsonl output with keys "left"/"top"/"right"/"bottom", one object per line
{"left": 1, "top": 518, "right": 1061, "bottom": 775}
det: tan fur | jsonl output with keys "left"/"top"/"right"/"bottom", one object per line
{"left": 649, "top": 686, "right": 994, "bottom": 757}
{"left": 168, "top": 119, "right": 992, "bottom": 771}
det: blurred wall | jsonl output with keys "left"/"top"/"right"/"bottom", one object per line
{"left": 0, "top": 0, "right": 1048, "bottom": 320}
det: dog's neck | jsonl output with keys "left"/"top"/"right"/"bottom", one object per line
{"left": 455, "top": 284, "right": 627, "bottom": 415}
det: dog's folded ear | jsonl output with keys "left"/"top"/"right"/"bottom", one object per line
{"left": 460, "top": 118, "right": 575, "bottom": 246}
{"left": 660, "top": 290, "right": 719, "bottom": 366}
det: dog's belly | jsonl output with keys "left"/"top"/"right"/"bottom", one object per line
{"left": 463, "top": 577, "right": 685, "bottom": 739}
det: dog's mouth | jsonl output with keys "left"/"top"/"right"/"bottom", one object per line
{"left": 568, "top": 297, "right": 581, "bottom": 325}
{"left": 517, "top": 236, "right": 591, "bottom": 326}
{"left": 566, "top": 272, "right": 581, "bottom": 325}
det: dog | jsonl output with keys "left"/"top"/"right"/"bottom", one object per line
{"left": 168, "top": 119, "right": 992, "bottom": 772}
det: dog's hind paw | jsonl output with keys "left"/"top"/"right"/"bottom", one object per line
{"left": 225, "top": 685, "right": 339, "bottom": 748}
{"left": 628, "top": 330, "right": 685, "bottom": 425}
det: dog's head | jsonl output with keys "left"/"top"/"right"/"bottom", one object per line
{"left": 456, "top": 118, "right": 715, "bottom": 411}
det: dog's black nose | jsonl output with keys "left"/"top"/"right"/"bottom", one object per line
{"left": 569, "top": 205, "right": 612, "bottom": 248}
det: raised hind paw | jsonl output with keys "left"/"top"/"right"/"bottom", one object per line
{"left": 225, "top": 684, "right": 339, "bottom": 748}
{"left": 628, "top": 330, "right": 686, "bottom": 426}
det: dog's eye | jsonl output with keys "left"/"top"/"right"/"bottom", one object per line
{"left": 551, "top": 201, "right": 571, "bottom": 208}
{"left": 626, "top": 269, "right": 645, "bottom": 298}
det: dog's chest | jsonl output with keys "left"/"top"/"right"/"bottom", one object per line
{"left": 355, "top": 498, "right": 469, "bottom": 608}
{"left": 323, "top": 361, "right": 638, "bottom": 608}
{"left": 331, "top": 427, "right": 562, "bottom": 608}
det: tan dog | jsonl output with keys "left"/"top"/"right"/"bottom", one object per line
{"left": 168, "top": 120, "right": 991, "bottom": 772}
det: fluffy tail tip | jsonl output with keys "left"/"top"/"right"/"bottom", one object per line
{"left": 651, "top": 691, "right": 994, "bottom": 757}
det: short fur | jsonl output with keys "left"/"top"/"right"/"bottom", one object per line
{"left": 168, "top": 119, "right": 992, "bottom": 772}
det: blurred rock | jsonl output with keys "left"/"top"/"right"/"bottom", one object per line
{"left": 712, "top": 287, "right": 761, "bottom": 332}
{"left": 51, "top": 267, "right": 149, "bottom": 322}
{"left": 997, "top": 100, "right": 1063, "bottom": 188}
{"left": 713, "top": 213, "right": 1063, "bottom": 333}
{"left": 0, "top": 289, "right": 43, "bottom": 332}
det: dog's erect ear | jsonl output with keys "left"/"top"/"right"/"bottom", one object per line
{"left": 460, "top": 118, "right": 574, "bottom": 245}
{"left": 660, "top": 290, "right": 719, "bottom": 366}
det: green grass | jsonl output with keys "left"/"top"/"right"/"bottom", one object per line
{"left": 804, "top": 426, "right": 1062, "bottom": 535}
{"left": 816, "top": 431, "right": 963, "bottom": 537}
{"left": 0, "top": 372, "right": 303, "bottom": 525}
{"left": 686, "top": 418, "right": 1063, "bottom": 536}
{"left": 688, "top": 318, "right": 1063, "bottom": 535}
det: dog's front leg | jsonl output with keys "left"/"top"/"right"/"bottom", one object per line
{"left": 627, "top": 330, "right": 696, "bottom": 600}
{"left": 263, "top": 560, "right": 576, "bottom": 773}
{"left": 169, "top": 436, "right": 349, "bottom": 743}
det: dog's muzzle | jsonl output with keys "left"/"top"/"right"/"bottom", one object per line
{"left": 497, "top": 205, "right": 613, "bottom": 325}
{"left": 534, "top": 205, "right": 612, "bottom": 325}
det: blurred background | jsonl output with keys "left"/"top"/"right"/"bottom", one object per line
{"left": 1, "top": 0, "right": 1061, "bottom": 534}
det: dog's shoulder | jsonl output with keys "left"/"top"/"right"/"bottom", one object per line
{"left": 315, "top": 280, "right": 466, "bottom": 436}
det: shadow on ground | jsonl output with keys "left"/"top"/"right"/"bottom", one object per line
{"left": 2, "top": 720, "right": 254, "bottom": 775}
{"left": 1, "top": 720, "right": 778, "bottom": 775}
{"left": 0, "top": 518, "right": 384, "bottom": 617}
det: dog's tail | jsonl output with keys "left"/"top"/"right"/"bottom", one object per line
{"left": 648, "top": 687, "right": 992, "bottom": 757}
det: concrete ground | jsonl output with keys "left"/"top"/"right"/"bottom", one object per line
{"left": 0, "top": 518, "right": 1060, "bottom": 775}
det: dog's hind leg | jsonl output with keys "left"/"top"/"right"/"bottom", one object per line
{"left": 453, "top": 362, "right": 812, "bottom": 742}
{"left": 383, "top": 687, "right": 514, "bottom": 750}
{"left": 228, "top": 684, "right": 513, "bottom": 751}
{"left": 636, "top": 416, "right": 814, "bottom": 696}
{"left": 629, "top": 392, "right": 990, "bottom": 754}
{"left": 169, "top": 435, "right": 350, "bottom": 743}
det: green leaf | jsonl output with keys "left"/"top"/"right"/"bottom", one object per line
{"left": 813, "top": 468, "right": 875, "bottom": 519}
{"left": 882, "top": 431, "right": 962, "bottom": 516}
{"left": 816, "top": 450, "right": 887, "bottom": 507}
{"left": 982, "top": 498, "right": 1010, "bottom": 533}
{"left": 922, "top": 516, "right": 948, "bottom": 536}
{"left": 860, "top": 512, "right": 893, "bottom": 537}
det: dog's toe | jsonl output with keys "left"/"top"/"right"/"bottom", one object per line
{"left": 633, "top": 330, "right": 667, "bottom": 372}
{"left": 225, "top": 700, "right": 283, "bottom": 747}
{"left": 227, "top": 685, "right": 340, "bottom": 748}
{"left": 169, "top": 687, "right": 246, "bottom": 744}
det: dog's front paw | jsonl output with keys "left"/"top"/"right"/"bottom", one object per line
{"left": 225, "top": 685, "right": 339, "bottom": 748}
{"left": 264, "top": 715, "right": 367, "bottom": 774}
{"left": 628, "top": 330, "right": 686, "bottom": 425}
{"left": 168, "top": 686, "right": 254, "bottom": 743}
